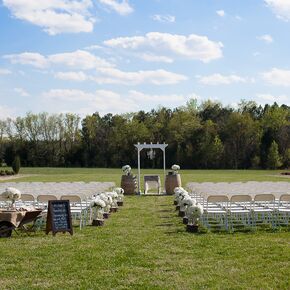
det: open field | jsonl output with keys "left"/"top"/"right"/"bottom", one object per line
{"left": 0, "top": 168, "right": 289, "bottom": 289}
{"left": 0, "top": 195, "right": 289, "bottom": 289}
{"left": 0, "top": 167, "right": 290, "bottom": 185}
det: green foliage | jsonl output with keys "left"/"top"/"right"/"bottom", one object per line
{"left": 0, "top": 102, "right": 289, "bottom": 169}
{"left": 267, "top": 141, "right": 282, "bottom": 169}
{"left": 12, "top": 155, "right": 21, "bottom": 174}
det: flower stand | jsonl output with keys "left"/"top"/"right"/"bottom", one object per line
{"left": 92, "top": 219, "right": 104, "bottom": 226}
{"left": 186, "top": 224, "right": 199, "bottom": 233}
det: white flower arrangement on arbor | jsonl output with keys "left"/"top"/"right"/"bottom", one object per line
{"left": 122, "top": 165, "right": 132, "bottom": 176}
{"left": 171, "top": 164, "right": 180, "bottom": 175}
{"left": 1, "top": 187, "right": 21, "bottom": 208}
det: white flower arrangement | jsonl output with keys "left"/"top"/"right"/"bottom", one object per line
{"left": 114, "top": 187, "right": 124, "bottom": 203}
{"left": 171, "top": 164, "right": 180, "bottom": 175}
{"left": 107, "top": 192, "right": 118, "bottom": 208}
{"left": 99, "top": 193, "right": 113, "bottom": 213}
{"left": 1, "top": 187, "right": 21, "bottom": 206}
{"left": 90, "top": 197, "right": 106, "bottom": 220}
{"left": 122, "top": 165, "right": 132, "bottom": 176}
{"left": 187, "top": 203, "right": 204, "bottom": 226}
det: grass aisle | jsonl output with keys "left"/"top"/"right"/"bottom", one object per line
{"left": 0, "top": 196, "right": 289, "bottom": 289}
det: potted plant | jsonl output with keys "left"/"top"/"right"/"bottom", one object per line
{"left": 90, "top": 197, "right": 106, "bottom": 226}
{"left": 186, "top": 203, "right": 204, "bottom": 233}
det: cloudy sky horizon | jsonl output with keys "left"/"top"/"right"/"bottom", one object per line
{"left": 0, "top": 0, "right": 290, "bottom": 118}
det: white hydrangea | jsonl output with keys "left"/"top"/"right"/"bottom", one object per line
{"left": 187, "top": 203, "right": 204, "bottom": 225}
{"left": 171, "top": 164, "right": 180, "bottom": 174}
{"left": 122, "top": 165, "right": 132, "bottom": 176}
{"left": 1, "top": 187, "right": 21, "bottom": 202}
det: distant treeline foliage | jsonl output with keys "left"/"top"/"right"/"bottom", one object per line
{"left": 0, "top": 100, "right": 289, "bottom": 169}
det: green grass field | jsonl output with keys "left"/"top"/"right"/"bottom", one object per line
{"left": 1, "top": 167, "right": 290, "bottom": 185}
{"left": 0, "top": 168, "right": 289, "bottom": 289}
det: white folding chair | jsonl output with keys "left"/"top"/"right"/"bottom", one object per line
{"left": 276, "top": 194, "right": 290, "bottom": 226}
{"left": 252, "top": 194, "right": 275, "bottom": 227}
{"left": 60, "top": 195, "right": 88, "bottom": 229}
{"left": 203, "top": 195, "right": 229, "bottom": 231}
{"left": 229, "top": 195, "right": 252, "bottom": 230}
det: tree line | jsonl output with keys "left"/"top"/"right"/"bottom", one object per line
{"left": 0, "top": 100, "right": 289, "bottom": 169}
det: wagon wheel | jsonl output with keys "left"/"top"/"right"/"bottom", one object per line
{"left": 0, "top": 221, "right": 13, "bottom": 238}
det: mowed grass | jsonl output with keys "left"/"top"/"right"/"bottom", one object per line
{"left": 1, "top": 167, "right": 290, "bottom": 185}
{"left": 0, "top": 168, "right": 289, "bottom": 289}
{"left": 0, "top": 196, "right": 289, "bottom": 289}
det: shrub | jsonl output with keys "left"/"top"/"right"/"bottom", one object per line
{"left": 267, "top": 141, "right": 282, "bottom": 169}
{"left": 12, "top": 155, "right": 21, "bottom": 174}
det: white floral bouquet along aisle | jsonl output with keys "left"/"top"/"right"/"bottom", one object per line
{"left": 114, "top": 187, "right": 124, "bottom": 206}
{"left": 171, "top": 164, "right": 180, "bottom": 175}
{"left": 99, "top": 193, "right": 113, "bottom": 218}
{"left": 122, "top": 165, "right": 132, "bottom": 176}
{"left": 90, "top": 197, "right": 106, "bottom": 220}
{"left": 107, "top": 192, "right": 119, "bottom": 212}
{"left": 187, "top": 203, "right": 204, "bottom": 226}
{"left": 1, "top": 187, "right": 21, "bottom": 209}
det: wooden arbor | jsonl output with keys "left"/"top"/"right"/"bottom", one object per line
{"left": 134, "top": 142, "right": 168, "bottom": 194}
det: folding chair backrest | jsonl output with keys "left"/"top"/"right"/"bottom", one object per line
{"left": 280, "top": 194, "right": 290, "bottom": 202}
{"left": 37, "top": 195, "right": 58, "bottom": 202}
{"left": 60, "top": 195, "right": 82, "bottom": 202}
{"left": 207, "top": 195, "right": 229, "bottom": 203}
{"left": 230, "top": 195, "right": 252, "bottom": 202}
{"left": 254, "top": 194, "right": 275, "bottom": 202}
{"left": 21, "top": 194, "right": 35, "bottom": 202}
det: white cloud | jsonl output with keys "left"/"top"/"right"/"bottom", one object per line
{"left": 104, "top": 32, "right": 223, "bottom": 63}
{"left": 265, "top": 0, "right": 290, "bottom": 21}
{"left": 42, "top": 88, "right": 197, "bottom": 115}
{"left": 136, "top": 53, "right": 173, "bottom": 63}
{"left": 0, "top": 68, "right": 12, "bottom": 75}
{"left": 42, "top": 89, "right": 138, "bottom": 115}
{"left": 216, "top": 10, "right": 225, "bottom": 17}
{"left": 257, "top": 34, "right": 273, "bottom": 43}
{"left": 4, "top": 52, "right": 49, "bottom": 68}
{"left": 152, "top": 14, "right": 175, "bottom": 23}
{"left": 262, "top": 68, "right": 290, "bottom": 86}
{"left": 14, "top": 87, "right": 30, "bottom": 97}
{"left": 5, "top": 49, "right": 187, "bottom": 85}
{"left": 256, "top": 93, "right": 290, "bottom": 105}
{"left": 48, "top": 50, "right": 113, "bottom": 70}
{"left": 98, "top": 0, "right": 133, "bottom": 15}
{"left": 54, "top": 71, "right": 88, "bottom": 81}
{"left": 198, "top": 73, "right": 247, "bottom": 85}
{"left": 4, "top": 50, "right": 113, "bottom": 70}
{"left": 95, "top": 68, "right": 187, "bottom": 85}
{"left": 2, "top": 0, "right": 95, "bottom": 35}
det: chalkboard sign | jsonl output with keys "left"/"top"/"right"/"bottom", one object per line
{"left": 46, "top": 200, "right": 73, "bottom": 236}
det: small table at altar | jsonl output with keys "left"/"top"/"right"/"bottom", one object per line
{"left": 144, "top": 175, "right": 161, "bottom": 194}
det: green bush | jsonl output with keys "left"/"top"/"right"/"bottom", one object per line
{"left": 12, "top": 155, "right": 21, "bottom": 174}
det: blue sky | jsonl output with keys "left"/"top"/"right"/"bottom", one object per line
{"left": 0, "top": 0, "right": 290, "bottom": 118}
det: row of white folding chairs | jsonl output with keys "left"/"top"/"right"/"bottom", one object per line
{"left": 193, "top": 193, "right": 290, "bottom": 231}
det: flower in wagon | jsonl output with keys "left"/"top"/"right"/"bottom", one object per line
{"left": 1, "top": 187, "right": 22, "bottom": 206}
{"left": 171, "top": 164, "right": 180, "bottom": 175}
